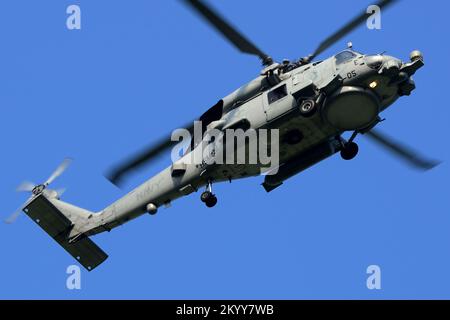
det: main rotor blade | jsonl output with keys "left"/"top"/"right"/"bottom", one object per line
{"left": 44, "top": 158, "right": 72, "bottom": 186}
{"left": 16, "top": 181, "right": 35, "bottom": 192}
{"left": 183, "top": 0, "right": 273, "bottom": 65}
{"left": 308, "top": 0, "right": 397, "bottom": 61}
{"left": 365, "top": 129, "right": 439, "bottom": 170}
{"left": 107, "top": 122, "right": 195, "bottom": 186}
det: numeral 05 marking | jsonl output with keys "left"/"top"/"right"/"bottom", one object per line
{"left": 347, "top": 70, "right": 357, "bottom": 79}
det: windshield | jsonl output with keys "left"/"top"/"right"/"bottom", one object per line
{"left": 335, "top": 50, "right": 357, "bottom": 65}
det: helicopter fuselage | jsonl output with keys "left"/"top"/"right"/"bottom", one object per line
{"left": 78, "top": 49, "right": 424, "bottom": 235}
{"left": 13, "top": 0, "right": 434, "bottom": 272}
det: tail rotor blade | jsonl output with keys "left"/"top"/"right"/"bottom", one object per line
{"left": 55, "top": 188, "right": 67, "bottom": 198}
{"left": 44, "top": 158, "right": 72, "bottom": 186}
{"left": 4, "top": 207, "right": 23, "bottom": 224}
{"left": 4, "top": 196, "right": 34, "bottom": 224}
{"left": 16, "top": 181, "right": 35, "bottom": 192}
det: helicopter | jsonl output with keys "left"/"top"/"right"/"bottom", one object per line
{"left": 7, "top": 0, "right": 439, "bottom": 271}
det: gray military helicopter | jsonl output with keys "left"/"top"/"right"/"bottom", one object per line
{"left": 7, "top": 0, "right": 438, "bottom": 270}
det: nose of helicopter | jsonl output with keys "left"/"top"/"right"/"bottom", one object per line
{"left": 387, "top": 51, "right": 424, "bottom": 93}
{"left": 322, "top": 51, "right": 425, "bottom": 131}
{"left": 365, "top": 51, "right": 423, "bottom": 76}
{"left": 379, "top": 55, "right": 403, "bottom": 76}
{"left": 364, "top": 54, "right": 402, "bottom": 75}
{"left": 364, "top": 51, "right": 424, "bottom": 97}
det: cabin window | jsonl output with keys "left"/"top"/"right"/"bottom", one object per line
{"left": 335, "top": 50, "right": 357, "bottom": 65}
{"left": 268, "top": 84, "right": 287, "bottom": 104}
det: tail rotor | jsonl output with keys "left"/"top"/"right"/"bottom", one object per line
{"left": 4, "top": 158, "right": 72, "bottom": 224}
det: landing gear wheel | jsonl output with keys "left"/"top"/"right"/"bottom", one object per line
{"left": 200, "top": 191, "right": 212, "bottom": 203}
{"left": 340, "top": 142, "right": 359, "bottom": 160}
{"left": 299, "top": 99, "right": 317, "bottom": 117}
{"left": 201, "top": 179, "right": 217, "bottom": 208}
{"left": 205, "top": 195, "right": 218, "bottom": 208}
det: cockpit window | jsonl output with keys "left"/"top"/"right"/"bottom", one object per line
{"left": 335, "top": 50, "right": 357, "bottom": 65}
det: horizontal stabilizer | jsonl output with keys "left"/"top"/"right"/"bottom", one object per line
{"left": 23, "top": 195, "right": 108, "bottom": 271}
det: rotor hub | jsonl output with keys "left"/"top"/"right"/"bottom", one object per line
{"left": 32, "top": 184, "right": 45, "bottom": 196}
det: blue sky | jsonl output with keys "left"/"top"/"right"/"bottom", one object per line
{"left": 1, "top": 0, "right": 449, "bottom": 299}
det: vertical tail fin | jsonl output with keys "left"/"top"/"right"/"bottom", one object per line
{"left": 47, "top": 197, "right": 95, "bottom": 237}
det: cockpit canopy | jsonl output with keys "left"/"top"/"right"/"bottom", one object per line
{"left": 334, "top": 50, "right": 361, "bottom": 65}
